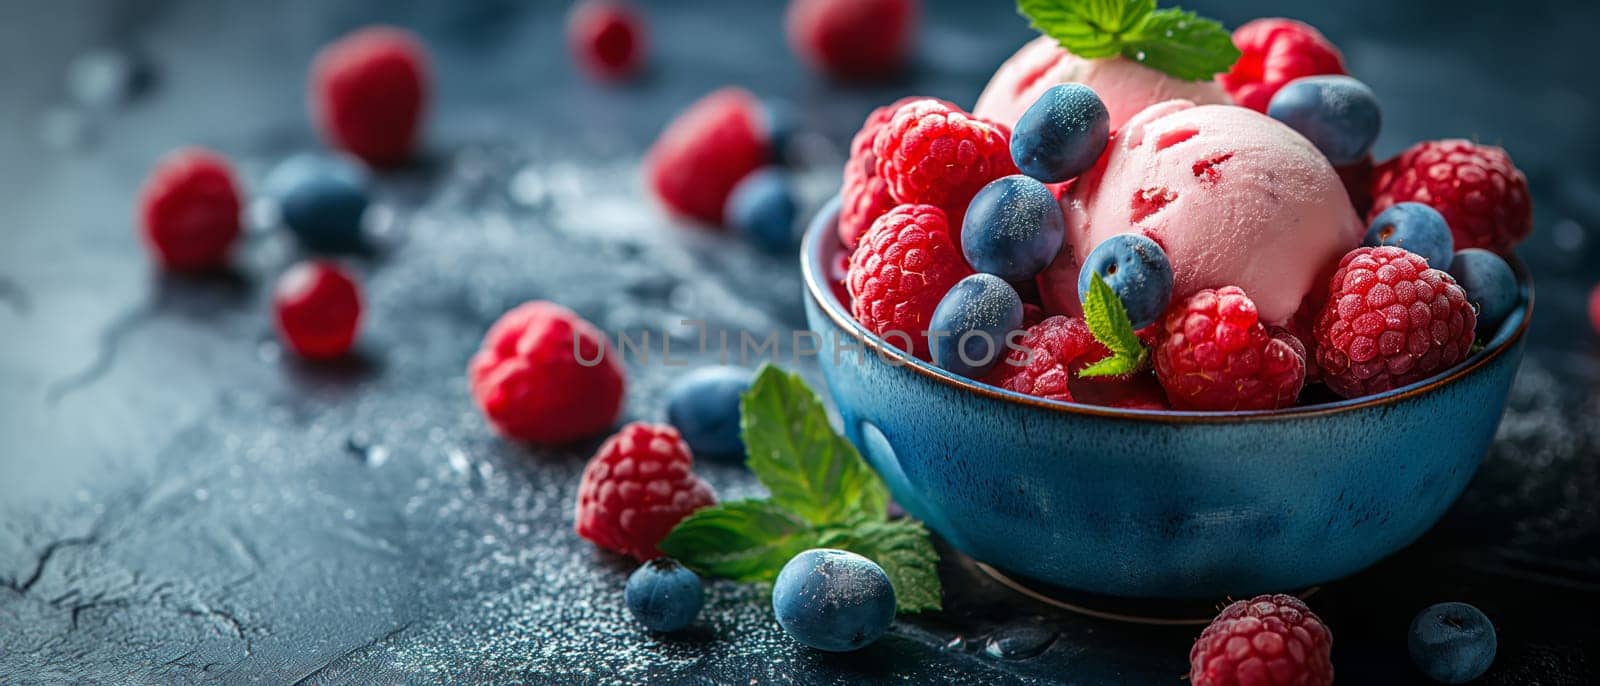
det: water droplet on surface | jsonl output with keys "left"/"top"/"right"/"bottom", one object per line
{"left": 346, "top": 431, "right": 389, "bottom": 466}
{"left": 983, "top": 619, "right": 1057, "bottom": 660}
{"left": 447, "top": 448, "right": 471, "bottom": 474}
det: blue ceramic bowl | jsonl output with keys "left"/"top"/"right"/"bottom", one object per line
{"left": 800, "top": 197, "right": 1532, "bottom": 598}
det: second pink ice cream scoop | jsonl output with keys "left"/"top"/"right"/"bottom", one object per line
{"left": 1038, "top": 100, "right": 1364, "bottom": 326}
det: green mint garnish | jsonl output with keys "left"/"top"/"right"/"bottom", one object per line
{"left": 740, "top": 365, "right": 888, "bottom": 527}
{"left": 1078, "top": 272, "right": 1150, "bottom": 378}
{"left": 658, "top": 365, "right": 942, "bottom": 613}
{"left": 1016, "top": 0, "right": 1240, "bottom": 82}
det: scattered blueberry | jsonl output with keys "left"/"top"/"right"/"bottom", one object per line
{"left": 625, "top": 557, "right": 705, "bottom": 633}
{"left": 1010, "top": 83, "right": 1110, "bottom": 183}
{"left": 264, "top": 154, "right": 370, "bottom": 252}
{"left": 761, "top": 98, "right": 796, "bottom": 166}
{"left": 1364, "top": 202, "right": 1454, "bottom": 268}
{"left": 1409, "top": 602, "right": 1497, "bottom": 684}
{"left": 772, "top": 548, "right": 896, "bottom": 652}
{"left": 1267, "top": 75, "right": 1382, "bottom": 166}
{"left": 665, "top": 365, "right": 754, "bottom": 459}
{"left": 1077, "top": 233, "right": 1174, "bottom": 330}
{"left": 929, "top": 274, "right": 1024, "bottom": 379}
{"left": 1448, "top": 248, "right": 1518, "bottom": 337}
{"left": 961, "top": 175, "right": 1066, "bottom": 282}
{"left": 725, "top": 168, "right": 799, "bottom": 253}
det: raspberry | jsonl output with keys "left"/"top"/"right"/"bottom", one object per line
{"left": 1590, "top": 282, "right": 1600, "bottom": 336}
{"left": 645, "top": 87, "right": 771, "bottom": 225}
{"left": 1313, "top": 246, "right": 1476, "bottom": 399}
{"left": 575, "top": 422, "right": 715, "bottom": 561}
{"left": 985, "top": 315, "right": 1107, "bottom": 403}
{"left": 568, "top": 0, "right": 647, "bottom": 82}
{"left": 1220, "top": 18, "right": 1347, "bottom": 112}
{"left": 838, "top": 96, "right": 952, "bottom": 248}
{"left": 1154, "top": 287, "right": 1307, "bottom": 411}
{"left": 1190, "top": 594, "right": 1334, "bottom": 686}
{"left": 136, "top": 147, "right": 242, "bottom": 271}
{"left": 786, "top": 0, "right": 917, "bottom": 81}
{"left": 847, "top": 204, "right": 973, "bottom": 358}
{"left": 273, "top": 261, "right": 362, "bottom": 359}
{"left": 469, "top": 301, "right": 626, "bottom": 444}
{"left": 1369, "top": 140, "right": 1532, "bottom": 254}
{"left": 311, "top": 26, "right": 429, "bottom": 168}
{"left": 872, "top": 99, "right": 1017, "bottom": 228}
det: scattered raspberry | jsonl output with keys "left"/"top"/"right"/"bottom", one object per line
{"left": 872, "top": 99, "right": 1017, "bottom": 228}
{"left": 839, "top": 96, "right": 952, "bottom": 248}
{"left": 575, "top": 422, "right": 716, "bottom": 561}
{"left": 568, "top": 0, "right": 647, "bottom": 82}
{"left": 1336, "top": 155, "right": 1374, "bottom": 217}
{"left": 136, "top": 147, "right": 242, "bottom": 271}
{"left": 645, "top": 87, "right": 771, "bottom": 225}
{"left": 273, "top": 260, "right": 362, "bottom": 359}
{"left": 1154, "top": 287, "right": 1307, "bottom": 411}
{"left": 1369, "top": 139, "right": 1532, "bottom": 254}
{"left": 847, "top": 204, "right": 973, "bottom": 358}
{"left": 311, "top": 26, "right": 429, "bottom": 167}
{"left": 786, "top": 0, "right": 918, "bottom": 81}
{"left": 1591, "top": 283, "right": 1600, "bottom": 336}
{"left": 985, "top": 316, "right": 1107, "bottom": 403}
{"left": 1314, "top": 246, "right": 1476, "bottom": 399}
{"left": 469, "top": 301, "right": 626, "bottom": 444}
{"left": 1220, "top": 18, "right": 1347, "bottom": 112}
{"left": 1190, "top": 594, "right": 1334, "bottom": 686}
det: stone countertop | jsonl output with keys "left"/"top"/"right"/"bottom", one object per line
{"left": 1, "top": 0, "right": 1596, "bottom": 683}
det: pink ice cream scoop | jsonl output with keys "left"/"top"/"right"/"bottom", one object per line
{"left": 974, "top": 36, "right": 1232, "bottom": 129}
{"left": 1038, "top": 100, "right": 1364, "bottom": 326}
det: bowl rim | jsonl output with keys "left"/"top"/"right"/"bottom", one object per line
{"left": 801, "top": 194, "right": 1535, "bottom": 423}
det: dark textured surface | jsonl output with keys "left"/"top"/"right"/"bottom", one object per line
{"left": 1, "top": 1, "right": 1597, "bottom": 684}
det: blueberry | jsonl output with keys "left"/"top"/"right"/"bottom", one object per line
{"left": 928, "top": 274, "right": 1024, "bottom": 379}
{"left": 760, "top": 99, "right": 796, "bottom": 166}
{"left": 1077, "top": 233, "right": 1174, "bottom": 330}
{"left": 961, "top": 175, "right": 1066, "bottom": 282}
{"left": 1449, "top": 248, "right": 1518, "bottom": 337}
{"left": 1267, "top": 75, "right": 1382, "bottom": 166}
{"left": 625, "top": 558, "right": 705, "bottom": 633}
{"left": 1010, "top": 83, "right": 1110, "bottom": 183}
{"left": 665, "top": 366, "right": 754, "bottom": 459}
{"left": 772, "top": 549, "right": 896, "bottom": 652}
{"left": 1409, "top": 602, "right": 1496, "bottom": 684}
{"left": 265, "top": 154, "right": 370, "bottom": 252}
{"left": 725, "top": 168, "right": 799, "bottom": 253}
{"left": 1365, "top": 202, "right": 1454, "bottom": 268}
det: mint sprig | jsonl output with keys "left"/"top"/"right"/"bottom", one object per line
{"left": 741, "top": 365, "right": 889, "bottom": 526}
{"left": 658, "top": 365, "right": 942, "bottom": 613}
{"left": 1078, "top": 272, "right": 1149, "bottom": 377}
{"left": 1017, "top": 0, "right": 1240, "bottom": 82}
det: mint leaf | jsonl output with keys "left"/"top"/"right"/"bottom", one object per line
{"left": 1016, "top": 0, "right": 1154, "bottom": 59}
{"left": 819, "top": 519, "right": 943, "bottom": 613}
{"left": 658, "top": 500, "right": 820, "bottom": 582}
{"left": 1017, "top": 0, "right": 1240, "bottom": 82}
{"left": 741, "top": 365, "right": 889, "bottom": 526}
{"left": 1078, "top": 272, "right": 1148, "bottom": 378}
{"left": 659, "top": 366, "right": 944, "bottom": 615}
{"left": 1123, "top": 9, "right": 1240, "bottom": 81}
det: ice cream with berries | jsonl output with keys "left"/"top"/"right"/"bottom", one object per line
{"left": 975, "top": 37, "right": 1232, "bottom": 129}
{"left": 1038, "top": 100, "right": 1365, "bottom": 326}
